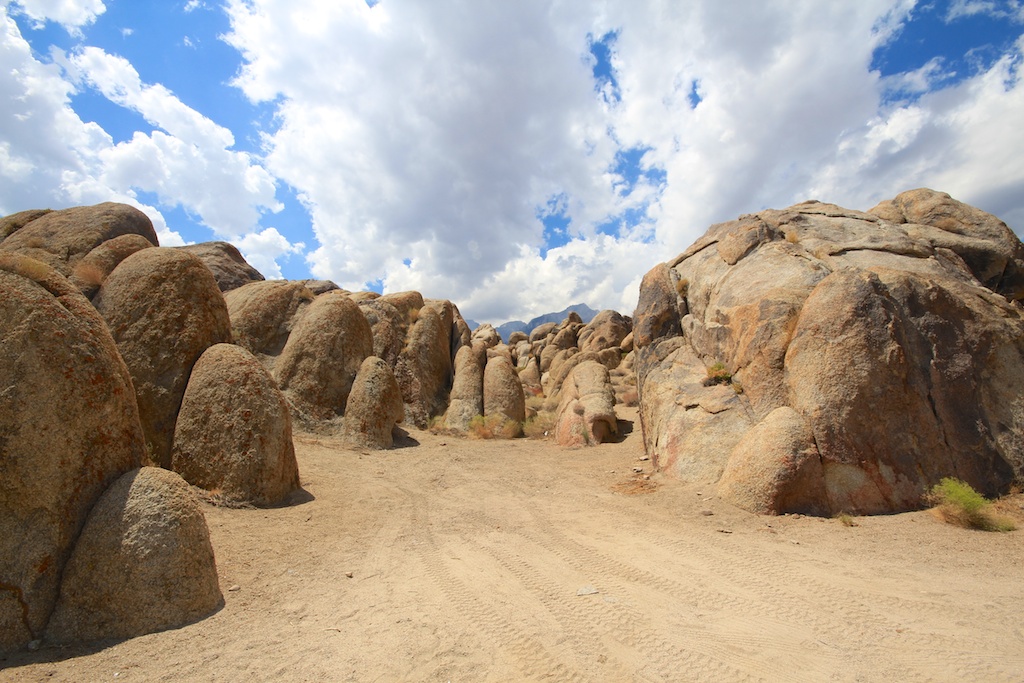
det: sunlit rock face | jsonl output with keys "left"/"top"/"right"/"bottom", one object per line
{"left": 634, "top": 189, "right": 1024, "bottom": 515}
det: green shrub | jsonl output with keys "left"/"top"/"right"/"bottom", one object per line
{"left": 704, "top": 362, "right": 732, "bottom": 386}
{"left": 927, "top": 478, "right": 1016, "bottom": 532}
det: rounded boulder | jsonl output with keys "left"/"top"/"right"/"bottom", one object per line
{"left": 0, "top": 254, "right": 145, "bottom": 651}
{"left": 172, "top": 344, "right": 300, "bottom": 506}
{"left": 45, "top": 467, "right": 222, "bottom": 645}
{"left": 343, "top": 356, "right": 405, "bottom": 449}
{"left": 93, "top": 248, "right": 232, "bottom": 468}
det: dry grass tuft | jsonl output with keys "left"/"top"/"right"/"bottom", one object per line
{"left": 926, "top": 478, "right": 1016, "bottom": 532}
{"left": 523, "top": 411, "right": 557, "bottom": 439}
{"left": 468, "top": 414, "right": 521, "bottom": 439}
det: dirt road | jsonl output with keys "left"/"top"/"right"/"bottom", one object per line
{"left": 4, "top": 408, "right": 1023, "bottom": 681}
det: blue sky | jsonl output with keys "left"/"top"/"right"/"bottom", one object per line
{"left": 2, "top": 0, "right": 1023, "bottom": 323}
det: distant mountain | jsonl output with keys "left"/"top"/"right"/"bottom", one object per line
{"left": 495, "top": 303, "right": 599, "bottom": 342}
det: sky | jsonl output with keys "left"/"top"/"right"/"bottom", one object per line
{"left": 2, "top": 0, "right": 1023, "bottom": 325}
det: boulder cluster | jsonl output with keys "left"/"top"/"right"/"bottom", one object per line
{"left": 0, "top": 201, "right": 635, "bottom": 652}
{"left": 4, "top": 186, "right": 1019, "bottom": 651}
{"left": 0, "top": 204, "right": 288, "bottom": 651}
{"left": 634, "top": 189, "right": 1024, "bottom": 515}
{"left": 447, "top": 309, "right": 635, "bottom": 446}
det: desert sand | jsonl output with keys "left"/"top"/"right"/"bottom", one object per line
{"left": 3, "top": 407, "right": 1023, "bottom": 682}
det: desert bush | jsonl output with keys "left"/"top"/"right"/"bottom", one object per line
{"left": 525, "top": 394, "right": 545, "bottom": 412}
{"left": 468, "top": 414, "right": 521, "bottom": 439}
{"left": 704, "top": 362, "right": 732, "bottom": 386}
{"left": 835, "top": 512, "right": 858, "bottom": 527}
{"left": 523, "top": 411, "right": 557, "bottom": 439}
{"left": 926, "top": 478, "right": 1016, "bottom": 532}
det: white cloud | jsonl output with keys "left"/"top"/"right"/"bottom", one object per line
{"left": 4, "top": 0, "right": 105, "bottom": 32}
{"left": 0, "top": 8, "right": 284, "bottom": 258}
{"left": 54, "top": 44, "right": 282, "bottom": 238}
{"left": 945, "top": 0, "right": 1024, "bottom": 22}
{"left": 235, "top": 226, "right": 304, "bottom": 279}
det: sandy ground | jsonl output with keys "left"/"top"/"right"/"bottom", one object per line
{"left": 3, "top": 407, "right": 1024, "bottom": 682}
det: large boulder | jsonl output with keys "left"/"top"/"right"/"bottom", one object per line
{"left": 578, "top": 310, "right": 631, "bottom": 354}
{"left": 0, "top": 209, "right": 52, "bottom": 242}
{"left": 394, "top": 300, "right": 455, "bottom": 428}
{"left": 69, "top": 233, "right": 155, "bottom": 299}
{"left": 0, "top": 203, "right": 158, "bottom": 277}
{"left": 359, "top": 298, "right": 409, "bottom": 368}
{"left": 93, "top": 248, "right": 232, "bottom": 468}
{"left": 0, "top": 255, "right": 145, "bottom": 651}
{"left": 171, "top": 344, "right": 300, "bottom": 506}
{"left": 274, "top": 291, "right": 373, "bottom": 421}
{"left": 483, "top": 354, "right": 525, "bottom": 430}
{"left": 176, "top": 241, "right": 264, "bottom": 293}
{"left": 554, "top": 361, "right": 617, "bottom": 447}
{"left": 446, "top": 344, "right": 485, "bottom": 431}
{"left": 634, "top": 189, "right": 1024, "bottom": 515}
{"left": 45, "top": 467, "right": 221, "bottom": 645}
{"left": 225, "top": 280, "right": 316, "bottom": 358}
{"left": 342, "top": 356, "right": 405, "bottom": 449}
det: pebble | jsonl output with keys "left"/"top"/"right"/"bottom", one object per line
{"left": 700, "top": 510, "right": 714, "bottom": 516}
{"left": 345, "top": 572, "right": 354, "bottom": 579}
{"left": 228, "top": 585, "right": 241, "bottom": 592}
{"left": 576, "top": 586, "right": 600, "bottom": 596}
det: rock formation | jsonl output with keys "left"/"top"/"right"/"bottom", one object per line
{"left": 177, "top": 241, "right": 265, "bottom": 292}
{"left": 343, "top": 356, "right": 405, "bottom": 449}
{"left": 274, "top": 290, "right": 373, "bottom": 421}
{"left": 226, "top": 280, "right": 316, "bottom": 358}
{"left": 634, "top": 189, "right": 1024, "bottom": 515}
{"left": 45, "top": 467, "right": 222, "bottom": 645}
{"left": 0, "top": 203, "right": 158, "bottom": 278}
{"left": 172, "top": 344, "right": 300, "bottom": 506}
{"left": 554, "top": 360, "right": 618, "bottom": 447}
{"left": 93, "top": 248, "right": 232, "bottom": 468}
{"left": 0, "top": 254, "right": 145, "bottom": 651}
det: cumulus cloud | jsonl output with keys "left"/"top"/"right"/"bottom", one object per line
{"left": 4, "top": 0, "right": 105, "bottom": 32}
{"left": 1, "top": 7, "right": 288, "bottom": 257}
{"left": 235, "top": 226, "right": 305, "bottom": 279}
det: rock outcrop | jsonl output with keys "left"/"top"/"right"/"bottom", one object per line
{"left": 172, "top": 344, "right": 300, "bottom": 506}
{"left": 226, "top": 280, "right": 316, "bottom": 358}
{"left": 0, "top": 254, "right": 145, "bottom": 651}
{"left": 177, "top": 241, "right": 264, "bottom": 293}
{"left": 343, "top": 356, "right": 405, "bottom": 449}
{"left": 483, "top": 354, "right": 526, "bottom": 431}
{"left": 394, "top": 300, "right": 457, "bottom": 428}
{"left": 554, "top": 360, "right": 617, "bottom": 447}
{"left": 45, "top": 467, "right": 221, "bottom": 645}
{"left": 94, "top": 248, "right": 232, "bottom": 468}
{"left": 634, "top": 189, "right": 1024, "bottom": 515}
{"left": 274, "top": 290, "right": 373, "bottom": 421}
{"left": 0, "top": 203, "right": 158, "bottom": 278}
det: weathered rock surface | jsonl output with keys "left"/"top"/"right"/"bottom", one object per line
{"left": 343, "top": 356, "right": 405, "bottom": 449}
{"left": 226, "top": 280, "right": 316, "bottom": 358}
{"left": 446, "top": 345, "right": 485, "bottom": 431}
{"left": 274, "top": 291, "right": 373, "bottom": 421}
{"left": 359, "top": 298, "right": 410, "bottom": 368}
{"left": 45, "top": 468, "right": 221, "bottom": 645}
{"left": 0, "top": 203, "right": 158, "bottom": 277}
{"left": 483, "top": 354, "right": 525, "bottom": 429}
{"left": 635, "top": 189, "right": 1024, "bottom": 515}
{"left": 555, "top": 361, "right": 617, "bottom": 447}
{"left": 69, "top": 233, "right": 155, "bottom": 299}
{"left": 94, "top": 248, "right": 232, "bottom": 468}
{"left": 578, "top": 310, "right": 631, "bottom": 354}
{"left": 177, "top": 241, "right": 264, "bottom": 293}
{"left": 395, "top": 300, "right": 455, "bottom": 428}
{"left": 0, "top": 254, "right": 145, "bottom": 651}
{"left": 172, "top": 344, "right": 300, "bottom": 506}
{"left": 0, "top": 209, "right": 51, "bottom": 242}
